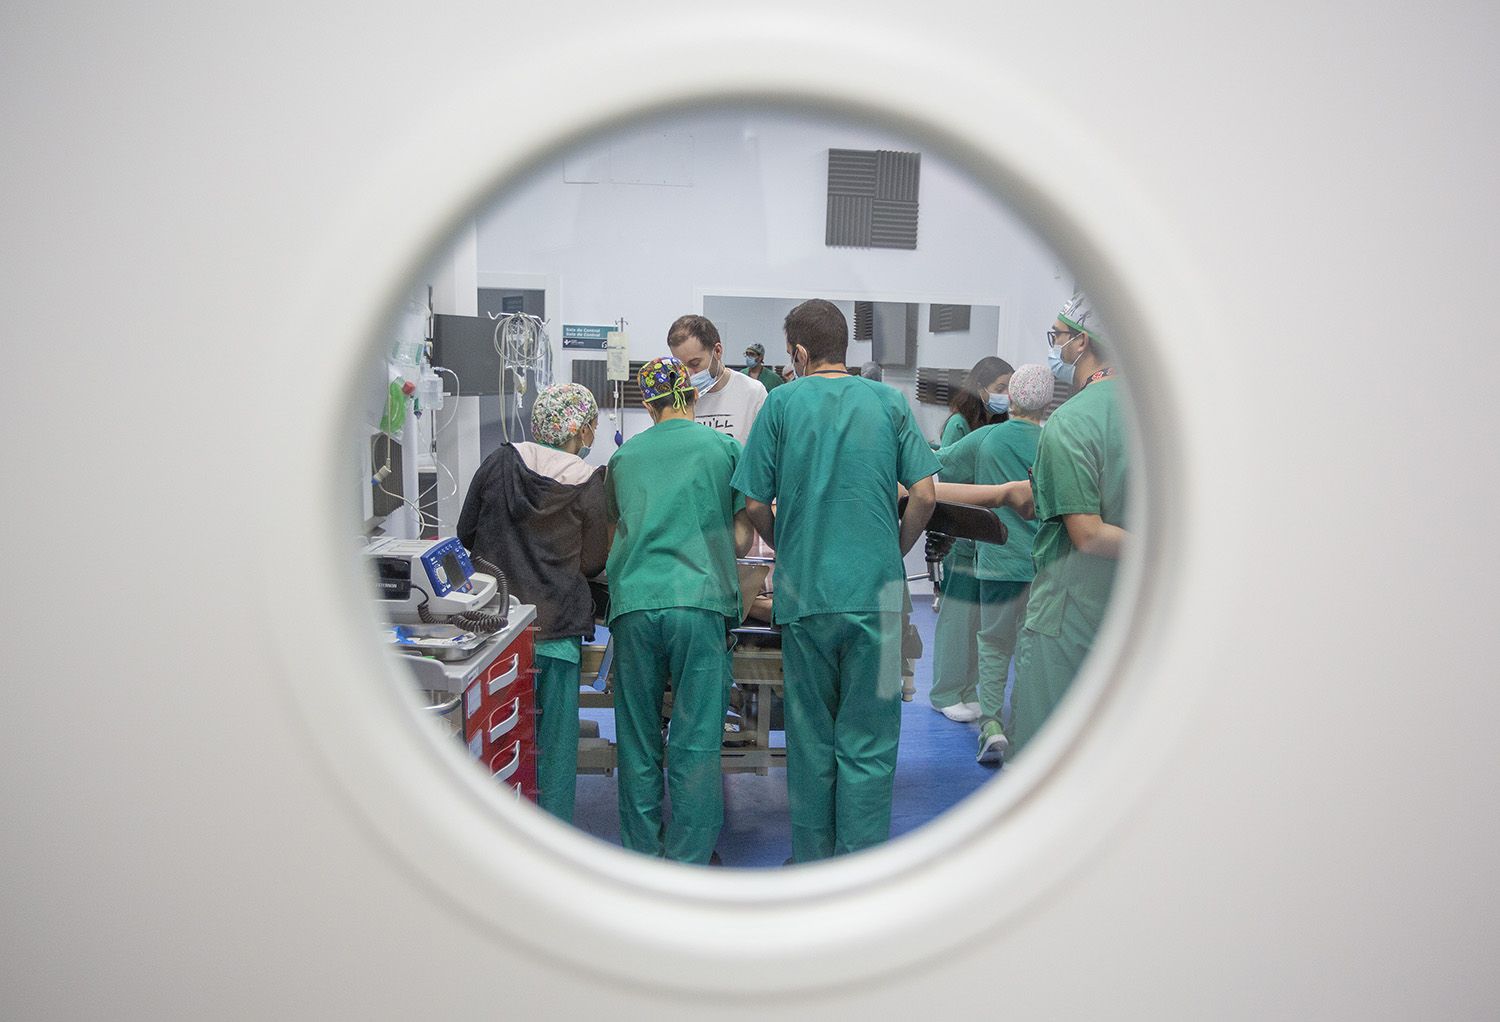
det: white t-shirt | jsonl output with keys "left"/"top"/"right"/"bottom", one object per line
{"left": 693, "top": 368, "right": 766, "bottom": 443}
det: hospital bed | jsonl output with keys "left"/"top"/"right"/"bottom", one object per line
{"left": 574, "top": 500, "right": 1007, "bottom": 776}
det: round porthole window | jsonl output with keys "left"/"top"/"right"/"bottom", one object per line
{"left": 267, "top": 32, "right": 1207, "bottom": 994}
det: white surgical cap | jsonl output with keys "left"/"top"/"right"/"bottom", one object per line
{"left": 1058, "top": 291, "right": 1109, "bottom": 344}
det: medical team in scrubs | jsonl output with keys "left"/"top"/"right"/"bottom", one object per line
{"left": 460, "top": 291, "right": 1127, "bottom": 863}
{"left": 929, "top": 292, "right": 1127, "bottom": 761}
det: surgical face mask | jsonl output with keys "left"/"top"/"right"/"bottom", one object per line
{"left": 689, "top": 366, "right": 717, "bottom": 393}
{"left": 745, "top": 356, "right": 760, "bottom": 368}
{"left": 1048, "top": 340, "right": 1081, "bottom": 386}
{"left": 987, "top": 392, "right": 1010, "bottom": 415}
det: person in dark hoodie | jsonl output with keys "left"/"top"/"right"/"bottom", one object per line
{"left": 457, "top": 383, "right": 607, "bottom": 824}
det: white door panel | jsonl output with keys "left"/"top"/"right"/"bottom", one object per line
{"left": 4, "top": 3, "right": 1496, "bottom": 1017}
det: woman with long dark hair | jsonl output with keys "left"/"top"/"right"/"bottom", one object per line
{"left": 930, "top": 355, "right": 1013, "bottom": 723}
{"left": 941, "top": 355, "right": 1014, "bottom": 446}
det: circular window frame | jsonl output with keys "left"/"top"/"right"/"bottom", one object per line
{"left": 264, "top": 27, "right": 1215, "bottom": 996}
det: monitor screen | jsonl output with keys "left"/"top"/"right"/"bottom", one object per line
{"left": 441, "top": 551, "right": 468, "bottom": 592}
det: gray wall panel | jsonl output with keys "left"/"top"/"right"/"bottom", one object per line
{"left": 929, "top": 304, "right": 972, "bottom": 333}
{"left": 826, "top": 147, "right": 921, "bottom": 249}
{"left": 570, "top": 358, "right": 609, "bottom": 409}
{"left": 870, "top": 199, "right": 919, "bottom": 249}
{"left": 827, "top": 148, "right": 877, "bottom": 194}
{"left": 875, "top": 150, "right": 920, "bottom": 201}
{"left": 826, "top": 193, "right": 874, "bottom": 246}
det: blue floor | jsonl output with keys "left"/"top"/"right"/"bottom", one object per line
{"left": 573, "top": 597, "right": 1013, "bottom": 868}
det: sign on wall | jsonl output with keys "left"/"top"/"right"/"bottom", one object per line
{"left": 562, "top": 324, "right": 614, "bottom": 349}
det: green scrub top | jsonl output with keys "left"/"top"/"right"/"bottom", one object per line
{"left": 604, "top": 418, "right": 746, "bottom": 624}
{"left": 938, "top": 419, "right": 1041, "bottom": 581}
{"left": 732, "top": 375, "right": 942, "bottom": 623}
{"left": 939, "top": 412, "right": 971, "bottom": 448}
{"left": 935, "top": 422, "right": 991, "bottom": 563}
{"left": 1024, "top": 378, "right": 1128, "bottom": 637}
{"left": 742, "top": 365, "right": 783, "bottom": 393}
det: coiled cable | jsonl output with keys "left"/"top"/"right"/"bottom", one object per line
{"left": 410, "top": 583, "right": 436, "bottom": 624}
{"left": 469, "top": 555, "right": 511, "bottom": 631}
{"left": 452, "top": 608, "right": 507, "bottom": 634}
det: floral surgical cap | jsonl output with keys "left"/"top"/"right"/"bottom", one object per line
{"left": 638, "top": 356, "right": 696, "bottom": 411}
{"left": 1007, "top": 363, "right": 1055, "bottom": 413}
{"left": 531, "top": 383, "right": 598, "bottom": 447}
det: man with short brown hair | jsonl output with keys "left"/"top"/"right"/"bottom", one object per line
{"left": 733, "top": 299, "right": 940, "bottom": 862}
{"left": 667, "top": 314, "right": 766, "bottom": 443}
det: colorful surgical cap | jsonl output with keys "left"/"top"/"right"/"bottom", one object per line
{"left": 744, "top": 342, "right": 766, "bottom": 359}
{"left": 638, "top": 356, "right": 696, "bottom": 411}
{"left": 531, "top": 382, "right": 598, "bottom": 447}
{"left": 1007, "top": 363, "right": 1055, "bottom": 413}
{"left": 1058, "top": 291, "right": 1108, "bottom": 344}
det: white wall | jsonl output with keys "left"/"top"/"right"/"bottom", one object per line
{"left": 474, "top": 110, "right": 1072, "bottom": 454}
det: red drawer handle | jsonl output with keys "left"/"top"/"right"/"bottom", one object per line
{"left": 487, "top": 696, "right": 523, "bottom": 744}
{"left": 490, "top": 741, "right": 522, "bottom": 783}
{"left": 486, "top": 654, "right": 521, "bottom": 696}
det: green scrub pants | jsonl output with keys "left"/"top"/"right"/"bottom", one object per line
{"left": 976, "top": 580, "right": 1030, "bottom": 727}
{"left": 610, "top": 608, "right": 730, "bottom": 864}
{"left": 782, "top": 611, "right": 903, "bottom": 862}
{"left": 534, "top": 651, "right": 580, "bottom": 824}
{"left": 1011, "top": 603, "right": 1093, "bottom": 756}
{"left": 929, "top": 547, "right": 980, "bottom": 710}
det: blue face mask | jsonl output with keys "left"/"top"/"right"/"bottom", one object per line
{"left": 745, "top": 356, "right": 760, "bottom": 368}
{"left": 1048, "top": 341, "right": 1081, "bottom": 386}
{"left": 987, "top": 392, "right": 1010, "bottom": 415}
{"left": 689, "top": 367, "right": 717, "bottom": 393}
{"left": 578, "top": 444, "right": 591, "bottom": 459}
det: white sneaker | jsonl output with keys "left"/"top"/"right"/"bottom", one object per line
{"left": 938, "top": 703, "right": 981, "bottom": 723}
